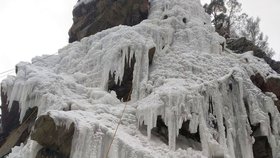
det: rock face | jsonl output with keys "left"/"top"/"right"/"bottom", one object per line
{"left": 31, "top": 115, "right": 75, "bottom": 158}
{"left": 250, "top": 73, "right": 280, "bottom": 112}
{"left": 0, "top": 87, "right": 20, "bottom": 138}
{"left": 68, "top": 0, "right": 150, "bottom": 43}
{"left": 227, "top": 37, "right": 280, "bottom": 73}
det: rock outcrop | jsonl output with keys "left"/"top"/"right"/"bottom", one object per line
{"left": 0, "top": 85, "right": 20, "bottom": 144}
{"left": 31, "top": 115, "right": 75, "bottom": 158}
{"left": 227, "top": 37, "right": 280, "bottom": 74}
{"left": 68, "top": 0, "right": 150, "bottom": 43}
{"left": 0, "top": 104, "right": 37, "bottom": 157}
{"left": 250, "top": 73, "right": 280, "bottom": 112}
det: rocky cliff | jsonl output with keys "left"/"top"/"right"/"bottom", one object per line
{"left": 1, "top": 0, "right": 280, "bottom": 158}
{"left": 68, "top": 0, "right": 149, "bottom": 42}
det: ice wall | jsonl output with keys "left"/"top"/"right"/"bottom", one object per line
{"left": 48, "top": 111, "right": 155, "bottom": 158}
{"left": 2, "top": 0, "right": 280, "bottom": 157}
{"left": 137, "top": 69, "right": 280, "bottom": 157}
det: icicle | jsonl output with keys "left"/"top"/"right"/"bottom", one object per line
{"left": 168, "top": 110, "right": 177, "bottom": 150}
{"left": 147, "top": 110, "right": 153, "bottom": 139}
{"left": 131, "top": 49, "right": 142, "bottom": 101}
{"left": 118, "top": 48, "right": 126, "bottom": 84}
{"left": 198, "top": 96, "right": 210, "bottom": 157}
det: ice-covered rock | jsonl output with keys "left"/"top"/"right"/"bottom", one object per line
{"left": 1, "top": 0, "right": 280, "bottom": 158}
{"left": 31, "top": 114, "right": 75, "bottom": 158}
{"left": 227, "top": 37, "right": 280, "bottom": 74}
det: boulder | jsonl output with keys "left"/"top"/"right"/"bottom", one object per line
{"left": 265, "top": 77, "right": 280, "bottom": 98}
{"left": 69, "top": 0, "right": 149, "bottom": 42}
{"left": 250, "top": 73, "right": 266, "bottom": 92}
{"left": 31, "top": 115, "right": 75, "bottom": 158}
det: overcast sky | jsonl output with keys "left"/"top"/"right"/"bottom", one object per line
{"left": 201, "top": 0, "right": 280, "bottom": 59}
{"left": 0, "top": 0, "right": 76, "bottom": 80}
{"left": 0, "top": 0, "right": 279, "bottom": 81}
{"left": 241, "top": 0, "right": 280, "bottom": 59}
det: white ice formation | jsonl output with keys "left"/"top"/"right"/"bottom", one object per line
{"left": 2, "top": 0, "right": 280, "bottom": 157}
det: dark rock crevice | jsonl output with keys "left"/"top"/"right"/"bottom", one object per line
{"left": 108, "top": 52, "right": 136, "bottom": 102}
{"left": 148, "top": 47, "right": 156, "bottom": 65}
{"left": 179, "top": 120, "right": 201, "bottom": 143}
{"left": 178, "top": 120, "right": 202, "bottom": 151}
{"left": 253, "top": 136, "right": 273, "bottom": 158}
{"left": 248, "top": 117, "right": 273, "bottom": 158}
{"left": 36, "top": 148, "right": 67, "bottom": 158}
{"left": 149, "top": 116, "right": 201, "bottom": 150}
{"left": 151, "top": 116, "right": 169, "bottom": 144}
{"left": 268, "top": 113, "right": 273, "bottom": 133}
{"left": 208, "top": 96, "right": 218, "bottom": 131}
{"left": 223, "top": 117, "right": 227, "bottom": 138}
{"left": 17, "top": 107, "right": 38, "bottom": 146}
{"left": 0, "top": 104, "right": 37, "bottom": 156}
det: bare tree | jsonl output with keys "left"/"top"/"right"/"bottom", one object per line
{"left": 241, "top": 17, "right": 260, "bottom": 44}
{"left": 203, "top": 0, "right": 227, "bottom": 27}
{"left": 225, "top": 0, "right": 242, "bottom": 36}
{"left": 202, "top": 0, "right": 276, "bottom": 57}
{"left": 204, "top": 0, "right": 243, "bottom": 38}
{"left": 240, "top": 16, "right": 275, "bottom": 57}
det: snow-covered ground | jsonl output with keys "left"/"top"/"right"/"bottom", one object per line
{"left": 2, "top": 0, "right": 280, "bottom": 157}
